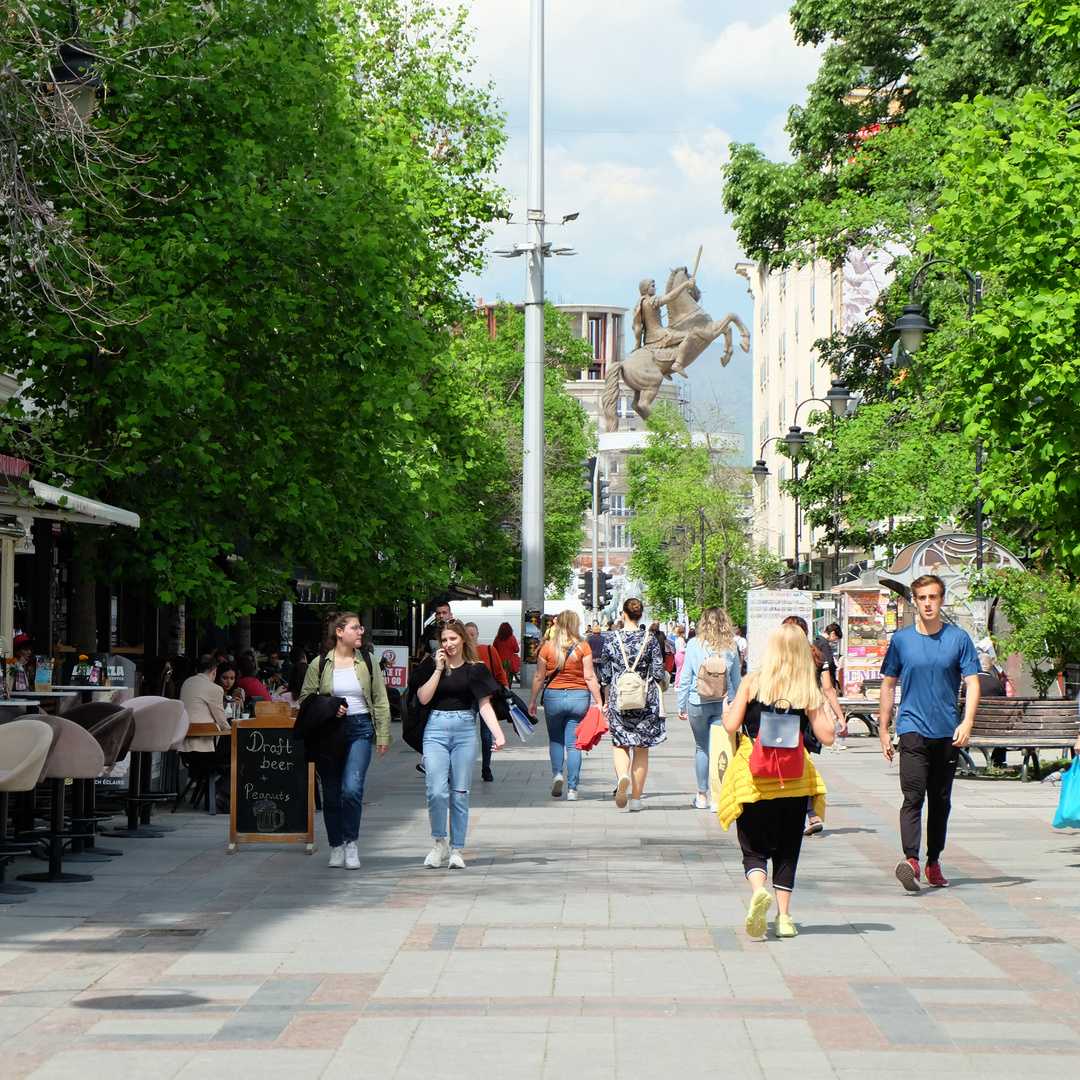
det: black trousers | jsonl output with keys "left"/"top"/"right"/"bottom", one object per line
{"left": 898, "top": 732, "right": 959, "bottom": 863}
{"left": 736, "top": 796, "right": 806, "bottom": 892}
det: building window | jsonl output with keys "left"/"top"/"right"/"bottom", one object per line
{"left": 587, "top": 315, "right": 605, "bottom": 361}
{"left": 609, "top": 458, "right": 618, "bottom": 475}
{"left": 778, "top": 331, "right": 786, "bottom": 365}
{"left": 610, "top": 523, "right": 631, "bottom": 549}
{"left": 809, "top": 363, "right": 815, "bottom": 396}
{"left": 777, "top": 465, "right": 786, "bottom": 496}
{"left": 794, "top": 308, "right": 799, "bottom": 340}
{"left": 610, "top": 494, "right": 633, "bottom": 516}
{"left": 778, "top": 398, "right": 786, "bottom": 429}
{"left": 759, "top": 417, "right": 769, "bottom": 446}
{"left": 809, "top": 280, "right": 816, "bottom": 318}
{"left": 759, "top": 357, "right": 769, "bottom": 390}
{"left": 617, "top": 396, "right": 635, "bottom": 419}
{"left": 778, "top": 534, "right": 786, "bottom": 557}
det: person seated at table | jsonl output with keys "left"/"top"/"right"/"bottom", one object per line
{"left": 179, "top": 654, "right": 232, "bottom": 809}
{"left": 273, "top": 662, "right": 308, "bottom": 708}
{"left": 236, "top": 656, "right": 272, "bottom": 703}
{"left": 11, "top": 631, "right": 36, "bottom": 690}
{"left": 215, "top": 662, "right": 244, "bottom": 713}
{"left": 259, "top": 647, "right": 284, "bottom": 692}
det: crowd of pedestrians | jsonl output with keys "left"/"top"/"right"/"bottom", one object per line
{"left": 284, "top": 574, "right": 1077, "bottom": 942}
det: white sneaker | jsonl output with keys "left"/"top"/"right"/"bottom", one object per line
{"left": 832, "top": 740, "right": 849, "bottom": 752}
{"left": 615, "top": 774, "right": 630, "bottom": 808}
{"left": 551, "top": 773, "right": 564, "bottom": 798}
{"left": 694, "top": 794, "right": 709, "bottom": 810}
{"left": 423, "top": 838, "right": 449, "bottom": 868}
{"left": 328, "top": 845, "right": 345, "bottom": 868}
{"left": 628, "top": 798, "right": 644, "bottom": 812}
{"left": 709, "top": 802, "right": 718, "bottom": 813}
{"left": 448, "top": 848, "right": 466, "bottom": 869}
{"left": 566, "top": 789, "right": 578, "bottom": 801}
{"left": 344, "top": 841, "right": 360, "bottom": 869}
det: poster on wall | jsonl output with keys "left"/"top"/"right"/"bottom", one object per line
{"left": 377, "top": 646, "right": 409, "bottom": 689}
{"left": 746, "top": 590, "right": 815, "bottom": 669}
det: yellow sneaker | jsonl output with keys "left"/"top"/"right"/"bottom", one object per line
{"left": 744, "top": 887, "right": 772, "bottom": 938}
{"left": 775, "top": 914, "right": 798, "bottom": 938}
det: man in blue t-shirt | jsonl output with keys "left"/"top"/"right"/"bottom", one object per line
{"left": 879, "top": 574, "right": 980, "bottom": 893}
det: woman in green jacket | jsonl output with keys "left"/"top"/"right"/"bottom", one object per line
{"left": 300, "top": 611, "right": 392, "bottom": 870}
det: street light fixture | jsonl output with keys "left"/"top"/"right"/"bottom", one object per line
{"left": 888, "top": 303, "right": 936, "bottom": 356}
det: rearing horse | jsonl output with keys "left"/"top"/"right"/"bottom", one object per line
{"left": 602, "top": 267, "right": 750, "bottom": 430}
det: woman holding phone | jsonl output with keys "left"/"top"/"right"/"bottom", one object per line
{"left": 416, "top": 619, "right": 506, "bottom": 868}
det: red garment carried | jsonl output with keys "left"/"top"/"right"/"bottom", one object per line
{"left": 574, "top": 705, "right": 608, "bottom": 751}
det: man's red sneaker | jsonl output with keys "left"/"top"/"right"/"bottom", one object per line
{"left": 895, "top": 857, "right": 921, "bottom": 892}
{"left": 925, "top": 861, "right": 949, "bottom": 887}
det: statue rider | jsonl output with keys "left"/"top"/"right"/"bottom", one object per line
{"left": 632, "top": 275, "right": 698, "bottom": 378}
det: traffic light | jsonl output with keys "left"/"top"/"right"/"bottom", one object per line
{"left": 597, "top": 478, "right": 611, "bottom": 514}
{"left": 577, "top": 570, "right": 593, "bottom": 604}
{"left": 596, "top": 570, "right": 613, "bottom": 607}
{"left": 580, "top": 456, "right": 597, "bottom": 499}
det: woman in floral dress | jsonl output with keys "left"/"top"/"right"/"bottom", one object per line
{"left": 597, "top": 598, "right": 667, "bottom": 811}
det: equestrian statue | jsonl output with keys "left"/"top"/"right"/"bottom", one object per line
{"left": 602, "top": 252, "right": 750, "bottom": 430}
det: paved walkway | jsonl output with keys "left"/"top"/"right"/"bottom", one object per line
{"left": 3, "top": 710, "right": 1080, "bottom": 1079}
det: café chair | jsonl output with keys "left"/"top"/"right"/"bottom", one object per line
{"left": 106, "top": 697, "right": 186, "bottom": 838}
{"left": 0, "top": 718, "right": 54, "bottom": 902}
{"left": 17, "top": 717, "right": 105, "bottom": 885}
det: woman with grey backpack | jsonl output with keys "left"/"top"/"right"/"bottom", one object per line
{"left": 596, "top": 598, "right": 667, "bottom": 811}
{"left": 678, "top": 607, "right": 742, "bottom": 809}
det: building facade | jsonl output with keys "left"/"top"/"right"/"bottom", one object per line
{"left": 737, "top": 249, "right": 892, "bottom": 588}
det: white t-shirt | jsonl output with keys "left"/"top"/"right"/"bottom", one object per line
{"left": 333, "top": 667, "right": 370, "bottom": 715}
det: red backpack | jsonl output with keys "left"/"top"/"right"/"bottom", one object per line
{"left": 748, "top": 701, "right": 804, "bottom": 786}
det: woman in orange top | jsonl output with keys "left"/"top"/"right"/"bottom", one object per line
{"left": 528, "top": 610, "right": 603, "bottom": 801}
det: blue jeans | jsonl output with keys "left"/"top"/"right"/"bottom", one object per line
{"left": 687, "top": 699, "right": 726, "bottom": 793}
{"left": 544, "top": 688, "right": 592, "bottom": 791}
{"left": 318, "top": 715, "right": 374, "bottom": 847}
{"left": 423, "top": 709, "right": 478, "bottom": 849}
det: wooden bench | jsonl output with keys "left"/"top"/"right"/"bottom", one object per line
{"left": 965, "top": 699, "right": 1078, "bottom": 781}
{"left": 839, "top": 681, "right": 899, "bottom": 738}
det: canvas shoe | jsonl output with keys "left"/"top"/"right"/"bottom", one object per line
{"left": 328, "top": 845, "right": 345, "bottom": 868}
{"left": 344, "top": 841, "right": 360, "bottom": 870}
{"left": 566, "top": 789, "right": 578, "bottom": 801}
{"left": 551, "top": 773, "right": 564, "bottom": 798}
{"left": 745, "top": 887, "right": 773, "bottom": 938}
{"left": 895, "top": 857, "right": 921, "bottom": 892}
{"left": 627, "top": 798, "right": 644, "bottom": 812}
{"left": 694, "top": 794, "right": 709, "bottom": 810}
{"left": 615, "top": 775, "right": 631, "bottom": 808}
{"left": 424, "top": 838, "right": 449, "bottom": 868}
{"left": 447, "top": 848, "right": 466, "bottom": 869}
{"left": 925, "top": 860, "right": 949, "bottom": 887}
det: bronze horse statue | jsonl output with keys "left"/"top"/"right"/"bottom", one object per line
{"left": 602, "top": 266, "right": 750, "bottom": 430}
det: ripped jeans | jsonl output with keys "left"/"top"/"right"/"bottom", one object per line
{"left": 423, "top": 708, "right": 478, "bottom": 849}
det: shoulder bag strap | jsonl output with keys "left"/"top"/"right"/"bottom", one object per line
{"left": 632, "top": 633, "right": 650, "bottom": 670}
{"left": 616, "top": 631, "right": 632, "bottom": 669}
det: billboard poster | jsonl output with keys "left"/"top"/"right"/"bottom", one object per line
{"left": 377, "top": 646, "right": 409, "bottom": 689}
{"left": 746, "top": 590, "right": 815, "bottom": 670}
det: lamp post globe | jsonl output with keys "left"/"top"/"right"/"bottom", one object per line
{"left": 825, "top": 379, "right": 853, "bottom": 418}
{"left": 751, "top": 460, "right": 770, "bottom": 487}
{"left": 888, "top": 303, "right": 936, "bottom": 356}
{"left": 781, "top": 425, "right": 807, "bottom": 459}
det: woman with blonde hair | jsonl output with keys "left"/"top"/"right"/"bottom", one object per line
{"left": 717, "top": 623, "right": 834, "bottom": 939}
{"left": 416, "top": 619, "right": 505, "bottom": 868}
{"left": 677, "top": 607, "right": 742, "bottom": 809}
{"left": 529, "top": 609, "right": 604, "bottom": 800}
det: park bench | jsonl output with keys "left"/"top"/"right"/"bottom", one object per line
{"left": 963, "top": 699, "right": 1079, "bottom": 782}
{"left": 839, "top": 679, "right": 896, "bottom": 738}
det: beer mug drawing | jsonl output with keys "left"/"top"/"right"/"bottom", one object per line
{"left": 253, "top": 799, "right": 285, "bottom": 832}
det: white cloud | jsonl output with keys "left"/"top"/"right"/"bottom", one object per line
{"left": 686, "top": 13, "right": 821, "bottom": 101}
{"left": 671, "top": 124, "right": 733, "bottom": 187}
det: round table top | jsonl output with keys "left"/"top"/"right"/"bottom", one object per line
{"left": 10, "top": 689, "right": 80, "bottom": 697}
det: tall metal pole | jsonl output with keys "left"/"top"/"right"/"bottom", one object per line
{"left": 591, "top": 462, "right": 599, "bottom": 619}
{"left": 699, "top": 507, "right": 706, "bottom": 608}
{"left": 520, "top": 0, "right": 545, "bottom": 690}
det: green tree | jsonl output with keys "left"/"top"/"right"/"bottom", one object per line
{"left": 442, "top": 302, "right": 595, "bottom": 595}
{"left": 0, "top": 0, "right": 508, "bottom": 624}
{"left": 625, "top": 405, "right": 778, "bottom": 625}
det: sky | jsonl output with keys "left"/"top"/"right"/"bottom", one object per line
{"left": 455, "top": 0, "right": 824, "bottom": 461}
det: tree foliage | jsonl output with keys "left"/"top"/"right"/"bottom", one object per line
{"left": 625, "top": 405, "right": 781, "bottom": 626}
{"left": 0, "top": 0, "right": 509, "bottom": 620}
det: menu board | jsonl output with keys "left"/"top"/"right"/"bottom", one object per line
{"left": 229, "top": 715, "right": 314, "bottom": 853}
{"left": 841, "top": 590, "right": 889, "bottom": 695}
{"left": 746, "top": 590, "right": 815, "bottom": 669}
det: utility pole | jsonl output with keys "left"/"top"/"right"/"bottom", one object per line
{"left": 591, "top": 462, "right": 599, "bottom": 619}
{"left": 520, "top": 0, "right": 545, "bottom": 689}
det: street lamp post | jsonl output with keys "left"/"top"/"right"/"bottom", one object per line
{"left": 887, "top": 259, "right": 984, "bottom": 568}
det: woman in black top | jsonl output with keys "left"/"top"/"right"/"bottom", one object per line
{"left": 416, "top": 619, "right": 505, "bottom": 868}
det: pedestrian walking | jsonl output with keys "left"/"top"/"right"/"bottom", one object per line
{"left": 673, "top": 624, "right": 688, "bottom": 687}
{"left": 717, "top": 623, "right": 834, "bottom": 938}
{"left": 528, "top": 610, "right": 604, "bottom": 801}
{"left": 597, "top": 598, "right": 667, "bottom": 811}
{"left": 300, "top": 612, "right": 392, "bottom": 870}
{"left": 678, "top": 607, "right": 741, "bottom": 809}
{"left": 878, "top": 574, "right": 980, "bottom": 891}
{"left": 464, "top": 621, "right": 509, "bottom": 782}
{"left": 416, "top": 618, "right": 505, "bottom": 869}
{"left": 492, "top": 621, "right": 520, "bottom": 683}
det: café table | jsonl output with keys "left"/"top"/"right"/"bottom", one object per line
{"left": 181, "top": 722, "right": 230, "bottom": 816}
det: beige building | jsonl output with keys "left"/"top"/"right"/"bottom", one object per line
{"left": 737, "top": 249, "right": 891, "bottom": 587}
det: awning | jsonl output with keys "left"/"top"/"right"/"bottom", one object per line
{"left": 0, "top": 479, "right": 140, "bottom": 529}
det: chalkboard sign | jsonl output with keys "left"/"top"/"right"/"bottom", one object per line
{"left": 228, "top": 716, "right": 314, "bottom": 852}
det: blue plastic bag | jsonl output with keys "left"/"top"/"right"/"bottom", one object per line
{"left": 1052, "top": 757, "right": 1080, "bottom": 829}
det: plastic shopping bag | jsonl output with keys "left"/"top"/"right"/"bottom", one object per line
{"left": 1052, "top": 757, "right": 1080, "bottom": 829}
{"left": 508, "top": 702, "right": 536, "bottom": 743}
